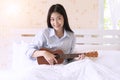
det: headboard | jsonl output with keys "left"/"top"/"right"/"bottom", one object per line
{"left": 74, "top": 29, "right": 120, "bottom": 51}
{"left": 14, "top": 29, "right": 120, "bottom": 51}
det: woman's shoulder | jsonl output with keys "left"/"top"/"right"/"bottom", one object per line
{"left": 36, "top": 28, "right": 52, "bottom": 36}
{"left": 66, "top": 30, "right": 75, "bottom": 37}
{"left": 37, "top": 28, "right": 49, "bottom": 33}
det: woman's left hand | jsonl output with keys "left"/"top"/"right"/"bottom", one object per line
{"left": 74, "top": 54, "right": 85, "bottom": 60}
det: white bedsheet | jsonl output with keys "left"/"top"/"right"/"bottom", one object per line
{"left": 13, "top": 49, "right": 120, "bottom": 80}
{"left": 18, "top": 58, "right": 120, "bottom": 80}
{"left": 1, "top": 42, "right": 120, "bottom": 80}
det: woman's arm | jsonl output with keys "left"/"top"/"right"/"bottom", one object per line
{"left": 25, "top": 29, "right": 45, "bottom": 60}
{"left": 32, "top": 50, "right": 58, "bottom": 65}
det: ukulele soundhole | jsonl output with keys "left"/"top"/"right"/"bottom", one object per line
{"left": 54, "top": 54, "right": 60, "bottom": 59}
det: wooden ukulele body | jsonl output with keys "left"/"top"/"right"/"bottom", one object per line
{"left": 37, "top": 49, "right": 64, "bottom": 64}
{"left": 37, "top": 48, "right": 98, "bottom": 65}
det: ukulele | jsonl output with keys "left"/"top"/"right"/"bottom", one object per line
{"left": 37, "top": 48, "right": 98, "bottom": 65}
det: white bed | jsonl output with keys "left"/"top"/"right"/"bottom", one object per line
{"left": 0, "top": 29, "right": 120, "bottom": 80}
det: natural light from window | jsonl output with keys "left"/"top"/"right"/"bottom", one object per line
{"left": 104, "top": 0, "right": 120, "bottom": 30}
{"left": 4, "top": 3, "right": 21, "bottom": 17}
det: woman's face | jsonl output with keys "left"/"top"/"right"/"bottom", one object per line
{"left": 50, "top": 12, "right": 64, "bottom": 31}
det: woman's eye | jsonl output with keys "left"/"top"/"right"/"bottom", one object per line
{"left": 50, "top": 18, "right": 54, "bottom": 21}
{"left": 58, "top": 17, "right": 61, "bottom": 20}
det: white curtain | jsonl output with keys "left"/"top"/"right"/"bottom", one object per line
{"left": 107, "top": 0, "right": 120, "bottom": 30}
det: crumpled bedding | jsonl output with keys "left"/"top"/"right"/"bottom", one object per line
{"left": 18, "top": 58, "right": 120, "bottom": 80}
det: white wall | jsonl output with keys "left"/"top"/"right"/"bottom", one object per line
{"left": 0, "top": 0, "right": 99, "bottom": 69}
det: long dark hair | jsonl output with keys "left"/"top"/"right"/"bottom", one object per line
{"left": 47, "top": 4, "right": 73, "bottom": 33}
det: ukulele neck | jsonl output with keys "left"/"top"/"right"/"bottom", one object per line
{"left": 59, "top": 53, "right": 84, "bottom": 59}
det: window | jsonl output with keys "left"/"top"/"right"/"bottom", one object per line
{"left": 104, "top": 0, "right": 120, "bottom": 30}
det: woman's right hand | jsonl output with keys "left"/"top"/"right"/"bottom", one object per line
{"left": 32, "top": 50, "right": 58, "bottom": 65}
{"left": 42, "top": 50, "right": 58, "bottom": 65}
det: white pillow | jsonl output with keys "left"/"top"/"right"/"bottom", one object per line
{"left": 12, "top": 41, "right": 37, "bottom": 71}
{"left": 96, "top": 50, "right": 120, "bottom": 72}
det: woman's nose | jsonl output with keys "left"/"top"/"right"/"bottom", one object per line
{"left": 54, "top": 19, "right": 58, "bottom": 25}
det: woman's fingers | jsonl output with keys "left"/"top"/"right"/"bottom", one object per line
{"left": 53, "top": 57, "right": 58, "bottom": 64}
{"left": 79, "top": 54, "right": 85, "bottom": 60}
{"left": 48, "top": 58, "right": 58, "bottom": 65}
{"left": 46, "top": 54, "right": 58, "bottom": 65}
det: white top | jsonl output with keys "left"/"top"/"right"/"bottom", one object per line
{"left": 26, "top": 28, "right": 75, "bottom": 60}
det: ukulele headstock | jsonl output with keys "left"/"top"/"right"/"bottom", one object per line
{"left": 85, "top": 51, "right": 98, "bottom": 57}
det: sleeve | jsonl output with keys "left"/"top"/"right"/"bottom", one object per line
{"left": 67, "top": 34, "right": 76, "bottom": 63}
{"left": 25, "top": 30, "right": 46, "bottom": 60}
{"left": 70, "top": 34, "right": 76, "bottom": 53}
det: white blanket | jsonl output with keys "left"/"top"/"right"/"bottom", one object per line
{"left": 10, "top": 42, "right": 120, "bottom": 80}
{"left": 17, "top": 58, "right": 120, "bottom": 80}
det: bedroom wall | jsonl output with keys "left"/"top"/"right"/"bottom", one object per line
{"left": 0, "top": 0, "right": 99, "bottom": 69}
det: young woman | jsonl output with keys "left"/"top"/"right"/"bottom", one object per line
{"left": 26, "top": 4, "right": 85, "bottom": 65}
{"left": 21, "top": 4, "right": 120, "bottom": 80}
